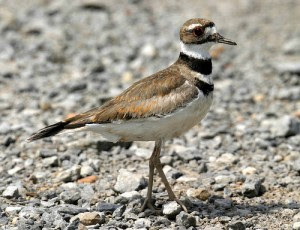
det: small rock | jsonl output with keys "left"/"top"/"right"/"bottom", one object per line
{"left": 77, "top": 212, "right": 105, "bottom": 226}
{"left": 114, "top": 169, "right": 147, "bottom": 193}
{"left": 176, "top": 211, "right": 196, "bottom": 228}
{"left": 215, "top": 175, "right": 236, "bottom": 184}
{"left": 269, "top": 116, "right": 300, "bottom": 137}
{"left": 112, "top": 205, "right": 126, "bottom": 218}
{"left": 8, "top": 166, "right": 23, "bottom": 175}
{"left": 227, "top": 221, "right": 246, "bottom": 230}
{"left": 214, "top": 198, "right": 233, "bottom": 209}
{"left": 135, "top": 218, "right": 151, "bottom": 228}
{"left": 162, "top": 201, "right": 182, "bottom": 219}
{"left": 140, "top": 44, "right": 156, "bottom": 57}
{"left": 5, "top": 206, "right": 22, "bottom": 215}
{"left": 242, "top": 177, "right": 264, "bottom": 198}
{"left": 39, "top": 149, "right": 57, "bottom": 158}
{"left": 186, "top": 188, "right": 211, "bottom": 201}
{"left": 59, "top": 190, "right": 81, "bottom": 204}
{"left": 163, "top": 165, "right": 183, "bottom": 179}
{"left": 58, "top": 204, "right": 88, "bottom": 215}
{"left": 56, "top": 165, "right": 81, "bottom": 182}
{"left": 80, "top": 165, "right": 94, "bottom": 177}
{"left": 2, "top": 186, "right": 19, "bottom": 198}
{"left": 293, "top": 222, "right": 300, "bottom": 230}
{"left": 96, "top": 202, "right": 121, "bottom": 213}
{"left": 42, "top": 156, "right": 59, "bottom": 167}
{"left": 120, "top": 191, "right": 142, "bottom": 202}
{"left": 242, "top": 167, "right": 257, "bottom": 175}
{"left": 161, "top": 156, "right": 173, "bottom": 165}
{"left": 293, "top": 212, "right": 300, "bottom": 221}
{"left": 276, "top": 61, "right": 300, "bottom": 74}
{"left": 216, "top": 153, "right": 238, "bottom": 165}
{"left": 77, "top": 175, "right": 98, "bottom": 184}
{"left": 283, "top": 38, "right": 300, "bottom": 54}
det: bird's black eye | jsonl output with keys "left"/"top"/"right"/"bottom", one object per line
{"left": 193, "top": 27, "right": 204, "bottom": 37}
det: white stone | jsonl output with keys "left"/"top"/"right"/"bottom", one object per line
{"left": 242, "top": 167, "right": 257, "bottom": 175}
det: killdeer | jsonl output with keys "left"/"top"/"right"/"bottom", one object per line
{"left": 28, "top": 18, "right": 236, "bottom": 212}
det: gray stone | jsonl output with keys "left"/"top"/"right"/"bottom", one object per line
{"left": 77, "top": 212, "right": 105, "bottom": 225}
{"left": 56, "top": 165, "right": 81, "bottom": 182}
{"left": 135, "top": 218, "right": 151, "bottom": 228}
{"left": 59, "top": 190, "right": 81, "bottom": 204}
{"left": 80, "top": 165, "right": 94, "bottom": 177}
{"left": 162, "top": 201, "right": 182, "bottom": 219}
{"left": 270, "top": 116, "right": 300, "bottom": 137}
{"left": 214, "top": 198, "right": 233, "bottom": 209}
{"left": 58, "top": 205, "right": 88, "bottom": 215}
{"left": 39, "top": 149, "right": 57, "bottom": 158}
{"left": 120, "top": 191, "right": 142, "bottom": 202}
{"left": 42, "top": 156, "right": 59, "bottom": 167}
{"left": 2, "top": 186, "right": 20, "bottom": 198}
{"left": 276, "top": 61, "right": 300, "bottom": 74}
{"left": 242, "top": 177, "right": 264, "bottom": 198}
{"left": 293, "top": 212, "right": 300, "bottom": 222}
{"left": 293, "top": 222, "right": 300, "bottom": 230}
{"left": 176, "top": 211, "right": 196, "bottom": 228}
{"left": 283, "top": 38, "right": 300, "bottom": 54}
{"left": 227, "top": 221, "right": 246, "bottom": 230}
{"left": 112, "top": 205, "right": 126, "bottom": 217}
{"left": 114, "top": 169, "right": 147, "bottom": 193}
{"left": 96, "top": 202, "right": 121, "bottom": 213}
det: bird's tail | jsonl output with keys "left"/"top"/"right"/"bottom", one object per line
{"left": 27, "top": 121, "right": 68, "bottom": 142}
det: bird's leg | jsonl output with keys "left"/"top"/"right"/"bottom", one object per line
{"left": 153, "top": 141, "right": 188, "bottom": 212}
{"left": 141, "top": 141, "right": 161, "bottom": 212}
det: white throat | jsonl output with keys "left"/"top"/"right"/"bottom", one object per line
{"left": 180, "top": 41, "right": 212, "bottom": 60}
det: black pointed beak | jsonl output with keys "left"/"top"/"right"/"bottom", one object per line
{"left": 213, "top": 33, "right": 237, "bottom": 45}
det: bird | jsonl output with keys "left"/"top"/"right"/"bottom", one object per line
{"left": 28, "top": 18, "right": 237, "bottom": 212}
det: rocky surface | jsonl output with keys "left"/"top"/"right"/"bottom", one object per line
{"left": 0, "top": 0, "right": 299, "bottom": 229}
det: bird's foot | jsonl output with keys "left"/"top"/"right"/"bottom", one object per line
{"left": 174, "top": 197, "right": 188, "bottom": 212}
{"left": 140, "top": 198, "right": 160, "bottom": 214}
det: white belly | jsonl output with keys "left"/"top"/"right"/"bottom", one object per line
{"left": 85, "top": 92, "right": 213, "bottom": 142}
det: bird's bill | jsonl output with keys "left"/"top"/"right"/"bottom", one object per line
{"left": 214, "top": 33, "right": 237, "bottom": 45}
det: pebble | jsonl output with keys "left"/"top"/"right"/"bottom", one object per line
{"left": 242, "top": 167, "right": 257, "bottom": 175}
{"left": 227, "top": 221, "right": 246, "bottom": 230}
{"left": 276, "top": 61, "right": 300, "bottom": 74}
{"left": 114, "top": 169, "right": 147, "bottom": 193}
{"left": 293, "top": 222, "right": 300, "bottom": 230}
{"left": 135, "top": 218, "right": 151, "bottom": 228}
{"left": 162, "top": 201, "right": 182, "bottom": 219}
{"left": 267, "top": 116, "right": 300, "bottom": 137}
{"left": 96, "top": 203, "right": 121, "bottom": 213}
{"left": 77, "top": 212, "right": 105, "bottom": 225}
{"left": 176, "top": 211, "right": 196, "bottom": 228}
{"left": 214, "top": 198, "right": 233, "bottom": 209}
{"left": 216, "top": 153, "right": 238, "bottom": 165}
{"left": 283, "top": 38, "right": 300, "bottom": 54}
{"left": 56, "top": 165, "right": 81, "bottom": 182}
{"left": 294, "top": 213, "right": 300, "bottom": 222}
{"left": 186, "top": 188, "right": 211, "bottom": 201}
{"left": 242, "top": 177, "right": 264, "bottom": 198}
{"left": 5, "top": 206, "right": 22, "bottom": 215}
{"left": 42, "top": 156, "right": 59, "bottom": 167}
{"left": 2, "top": 186, "right": 20, "bottom": 198}
{"left": 80, "top": 165, "right": 94, "bottom": 177}
{"left": 120, "top": 191, "right": 142, "bottom": 202}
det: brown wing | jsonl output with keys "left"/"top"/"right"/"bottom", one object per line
{"left": 64, "top": 66, "right": 198, "bottom": 128}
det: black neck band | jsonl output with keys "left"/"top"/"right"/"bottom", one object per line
{"left": 179, "top": 52, "right": 212, "bottom": 75}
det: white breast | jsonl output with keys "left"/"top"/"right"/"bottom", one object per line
{"left": 85, "top": 91, "right": 213, "bottom": 142}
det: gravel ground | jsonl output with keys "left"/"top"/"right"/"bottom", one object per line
{"left": 0, "top": 0, "right": 300, "bottom": 229}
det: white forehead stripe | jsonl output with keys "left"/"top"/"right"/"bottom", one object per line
{"left": 205, "top": 26, "right": 217, "bottom": 36}
{"left": 187, "top": 23, "right": 202, "bottom": 30}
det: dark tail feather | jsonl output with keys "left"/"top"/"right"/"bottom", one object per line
{"left": 27, "top": 121, "right": 67, "bottom": 142}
